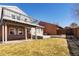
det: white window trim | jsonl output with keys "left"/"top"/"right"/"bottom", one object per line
{"left": 9, "top": 27, "right": 16, "bottom": 35}
{"left": 17, "top": 28, "right": 24, "bottom": 35}
{"left": 11, "top": 14, "right": 16, "bottom": 19}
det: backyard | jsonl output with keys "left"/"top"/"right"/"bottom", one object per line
{"left": 0, "top": 38, "right": 70, "bottom": 56}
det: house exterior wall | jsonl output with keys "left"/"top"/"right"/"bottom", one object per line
{"left": 2, "top": 7, "right": 43, "bottom": 38}
{"left": 7, "top": 25, "right": 25, "bottom": 40}
{"left": 31, "top": 27, "right": 43, "bottom": 36}
{"left": 0, "top": 7, "right": 2, "bottom": 19}
{"left": 0, "top": 20, "right": 27, "bottom": 41}
{"left": 57, "top": 29, "right": 64, "bottom": 35}
{"left": 73, "top": 28, "right": 79, "bottom": 39}
{"left": 75, "top": 28, "right": 79, "bottom": 39}
{"left": 2, "top": 8, "right": 32, "bottom": 24}
{"left": 39, "top": 22, "right": 57, "bottom": 35}
{"left": 0, "top": 19, "right": 43, "bottom": 41}
{"left": 65, "top": 28, "right": 74, "bottom": 35}
{"left": 65, "top": 27, "right": 79, "bottom": 39}
{"left": 0, "top": 25, "right": 2, "bottom": 41}
{"left": 0, "top": 5, "right": 43, "bottom": 42}
{"left": 39, "top": 21, "right": 63, "bottom": 35}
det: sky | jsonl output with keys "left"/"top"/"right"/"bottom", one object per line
{"left": 0, "top": 3, "right": 79, "bottom": 28}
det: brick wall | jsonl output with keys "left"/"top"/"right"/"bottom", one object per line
{"left": 39, "top": 21, "right": 63, "bottom": 35}
{"left": 73, "top": 28, "right": 79, "bottom": 39}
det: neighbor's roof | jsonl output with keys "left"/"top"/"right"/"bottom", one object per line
{"left": 39, "top": 21, "right": 63, "bottom": 29}
{"left": 0, "top": 5, "right": 28, "bottom": 16}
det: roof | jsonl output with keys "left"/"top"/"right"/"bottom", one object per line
{"left": 3, "top": 16, "right": 44, "bottom": 28}
{"left": 39, "top": 21, "right": 63, "bottom": 29}
{"left": 0, "top": 5, "right": 28, "bottom": 16}
{"left": 0, "top": 5, "right": 43, "bottom": 28}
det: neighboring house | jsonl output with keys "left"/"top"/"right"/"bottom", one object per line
{"left": 64, "top": 26, "right": 79, "bottom": 39}
{"left": 0, "top": 5, "right": 43, "bottom": 43}
{"left": 64, "top": 27, "right": 74, "bottom": 35}
{"left": 64, "top": 23, "right": 79, "bottom": 37}
{"left": 73, "top": 27, "right": 79, "bottom": 39}
{"left": 68, "top": 27, "right": 79, "bottom": 39}
{"left": 39, "top": 21, "right": 64, "bottom": 35}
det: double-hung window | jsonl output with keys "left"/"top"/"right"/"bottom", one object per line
{"left": 12, "top": 14, "right": 16, "bottom": 19}
{"left": 17, "top": 16, "right": 20, "bottom": 20}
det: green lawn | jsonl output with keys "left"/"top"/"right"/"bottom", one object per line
{"left": 0, "top": 38, "right": 70, "bottom": 56}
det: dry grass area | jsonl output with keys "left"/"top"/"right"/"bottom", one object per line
{"left": 0, "top": 38, "right": 70, "bottom": 56}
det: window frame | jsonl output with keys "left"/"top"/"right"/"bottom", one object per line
{"left": 9, "top": 28, "right": 16, "bottom": 35}
{"left": 25, "top": 18, "right": 27, "bottom": 22}
{"left": 17, "top": 28, "right": 24, "bottom": 35}
{"left": 11, "top": 14, "right": 16, "bottom": 19}
{"left": 17, "top": 16, "right": 20, "bottom": 20}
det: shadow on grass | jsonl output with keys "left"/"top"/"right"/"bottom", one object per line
{"left": 66, "top": 35, "right": 75, "bottom": 56}
{"left": 66, "top": 35, "right": 79, "bottom": 56}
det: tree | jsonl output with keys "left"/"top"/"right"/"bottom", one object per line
{"left": 73, "top": 4, "right": 79, "bottom": 19}
{"left": 70, "top": 22, "right": 78, "bottom": 28}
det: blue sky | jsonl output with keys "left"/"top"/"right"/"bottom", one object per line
{"left": 0, "top": 3, "right": 79, "bottom": 28}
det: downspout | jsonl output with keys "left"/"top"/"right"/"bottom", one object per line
{"left": 0, "top": 7, "right": 4, "bottom": 25}
{"left": 0, "top": 7, "right": 5, "bottom": 44}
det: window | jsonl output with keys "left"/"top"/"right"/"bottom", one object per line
{"left": 17, "top": 16, "right": 20, "bottom": 20}
{"left": 25, "top": 18, "right": 27, "bottom": 22}
{"left": 18, "top": 28, "right": 23, "bottom": 35}
{"left": 37, "top": 28, "right": 40, "bottom": 34}
{"left": 27, "top": 27, "right": 31, "bottom": 34}
{"left": 12, "top": 14, "right": 16, "bottom": 19}
{"left": 9, "top": 28, "right": 16, "bottom": 35}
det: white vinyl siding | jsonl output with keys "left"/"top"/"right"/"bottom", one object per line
{"left": 3, "top": 8, "right": 32, "bottom": 23}
{"left": 12, "top": 14, "right": 16, "bottom": 19}
{"left": 0, "top": 7, "right": 2, "bottom": 19}
{"left": 31, "top": 27, "right": 43, "bottom": 36}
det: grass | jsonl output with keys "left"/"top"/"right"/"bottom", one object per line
{"left": 0, "top": 38, "right": 70, "bottom": 56}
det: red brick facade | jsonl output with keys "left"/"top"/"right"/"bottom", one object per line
{"left": 73, "top": 27, "right": 79, "bottom": 39}
{"left": 39, "top": 21, "right": 64, "bottom": 35}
